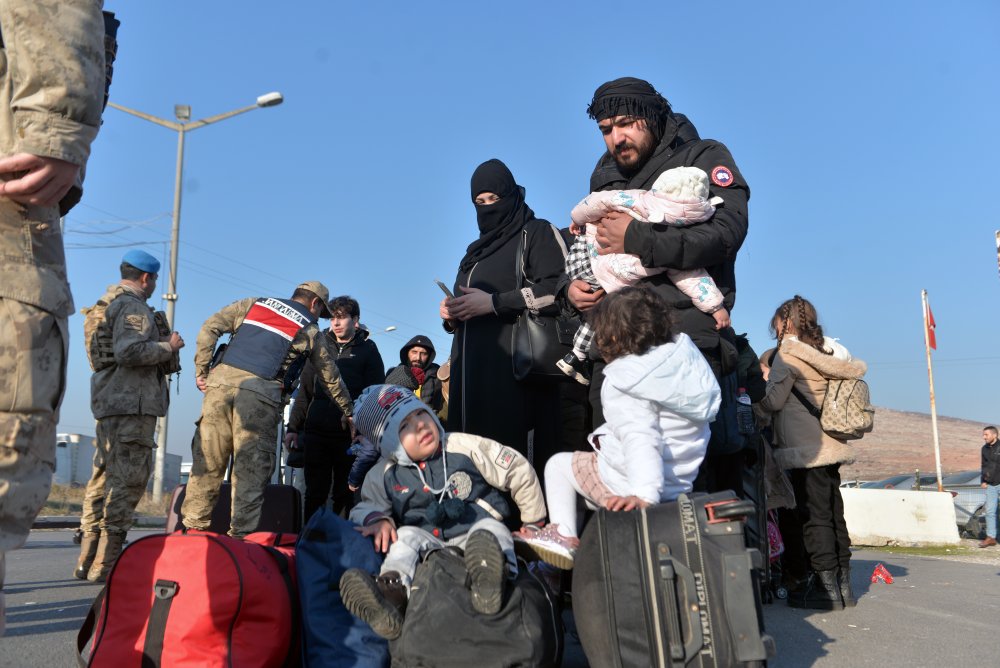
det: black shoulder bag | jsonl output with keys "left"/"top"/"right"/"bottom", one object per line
{"left": 510, "top": 227, "right": 578, "bottom": 382}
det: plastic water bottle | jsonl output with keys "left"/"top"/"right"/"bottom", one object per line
{"left": 736, "top": 387, "right": 755, "bottom": 435}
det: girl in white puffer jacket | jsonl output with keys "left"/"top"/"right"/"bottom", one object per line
{"left": 517, "top": 287, "right": 721, "bottom": 569}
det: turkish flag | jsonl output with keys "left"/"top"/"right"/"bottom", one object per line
{"left": 926, "top": 303, "right": 937, "bottom": 350}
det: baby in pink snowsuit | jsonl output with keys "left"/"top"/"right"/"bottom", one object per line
{"left": 557, "top": 166, "right": 729, "bottom": 385}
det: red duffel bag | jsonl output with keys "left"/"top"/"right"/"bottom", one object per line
{"left": 77, "top": 530, "right": 299, "bottom": 667}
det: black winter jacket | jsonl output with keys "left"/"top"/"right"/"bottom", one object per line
{"left": 287, "top": 330, "right": 385, "bottom": 437}
{"left": 385, "top": 335, "right": 444, "bottom": 412}
{"left": 589, "top": 113, "right": 750, "bottom": 352}
{"left": 982, "top": 440, "right": 1000, "bottom": 485}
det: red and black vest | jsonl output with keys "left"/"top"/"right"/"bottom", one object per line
{"left": 222, "top": 298, "right": 316, "bottom": 381}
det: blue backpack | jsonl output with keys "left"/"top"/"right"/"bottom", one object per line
{"left": 296, "top": 508, "right": 390, "bottom": 667}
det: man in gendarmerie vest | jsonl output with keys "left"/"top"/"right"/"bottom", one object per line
{"left": 182, "top": 281, "right": 353, "bottom": 538}
{"left": 75, "top": 249, "right": 185, "bottom": 582}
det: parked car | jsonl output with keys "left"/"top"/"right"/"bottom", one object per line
{"left": 940, "top": 470, "right": 986, "bottom": 532}
{"left": 859, "top": 474, "right": 939, "bottom": 490}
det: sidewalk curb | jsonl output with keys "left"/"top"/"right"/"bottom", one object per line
{"left": 33, "top": 515, "right": 166, "bottom": 530}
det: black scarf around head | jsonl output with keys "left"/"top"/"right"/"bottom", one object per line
{"left": 587, "top": 77, "right": 672, "bottom": 140}
{"left": 459, "top": 159, "right": 535, "bottom": 272}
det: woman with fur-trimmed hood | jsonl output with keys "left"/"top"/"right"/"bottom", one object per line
{"left": 759, "top": 295, "right": 867, "bottom": 613}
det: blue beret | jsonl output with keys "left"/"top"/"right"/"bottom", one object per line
{"left": 122, "top": 250, "right": 160, "bottom": 274}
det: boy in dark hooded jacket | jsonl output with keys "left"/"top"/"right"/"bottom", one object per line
{"left": 340, "top": 384, "right": 546, "bottom": 640}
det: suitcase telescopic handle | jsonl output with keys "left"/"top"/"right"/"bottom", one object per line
{"left": 705, "top": 498, "right": 756, "bottom": 523}
{"left": 657, "top": 546, "right": 704, "bottom": 666}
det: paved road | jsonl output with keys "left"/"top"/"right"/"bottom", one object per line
{"left": 3, "top": 530, "right": 998, "bottom": 666}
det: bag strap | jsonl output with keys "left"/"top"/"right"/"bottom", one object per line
{"left": 514, "top": 227, "right": 527, "bottom": 291}
{"left": 790, "top": 385, "right": 823, "bottom": 421}
{"left": 76, "top": 587, "right": 107, "bottom": 667}
{"left": 141, "top": 579, "right": 180, "bottom": 667}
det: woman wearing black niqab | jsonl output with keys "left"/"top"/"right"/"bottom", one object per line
{"left": 440, "top": 159, "right": 567, "bottom": 469}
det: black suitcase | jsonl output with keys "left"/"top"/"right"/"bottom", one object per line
{"left": 742, "top": 431, "right": 773, "bottom": 603}
{"left": 573, "top": 491, "right": 774, "bottom": 667}
{"left": 165, "top": 482, "right": 303, "bottom": 534}
{"left": 389, "top": 548, "right": 563, "bottom": 668}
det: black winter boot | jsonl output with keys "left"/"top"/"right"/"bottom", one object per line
{"left": 837, "top": 565, "right": 857, "bottom": 607}
{"left": 465, "top": 530, "right": 508, "bottom": 615}
{"left": 787, "top": 570, "right": 845, "bottom": 611}
{"left": 340, "top": 569, "right": 407, "bottom": 640}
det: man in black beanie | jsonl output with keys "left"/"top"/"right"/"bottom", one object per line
{"left": 568, "top": 77, "right": 750, "bottom": 493}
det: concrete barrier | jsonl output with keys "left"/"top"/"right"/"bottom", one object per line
{"left": 841, "top": 488, "right": 960, "bottom": 546}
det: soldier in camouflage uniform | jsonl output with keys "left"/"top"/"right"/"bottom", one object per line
{"left": 182, "top": 281, "right": 354, "bottom": 538}
{"left": 0, "top": 0, "right": 108, "bottom": 634}
{"left": 73, "top": 250, "right": 184, "bottom": 582}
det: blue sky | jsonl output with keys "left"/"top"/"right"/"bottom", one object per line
{"left": 58, "top": 1, "right": 1000, "bottom": 457}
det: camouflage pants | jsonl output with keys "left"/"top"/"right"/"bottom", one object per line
{"left": 90, "top": 415, "right": 155, "bottom": 537}
{"left": 182, "top": 384, "right": 279, "bottom": 538}
{"left": 0, "top": 298, "right": 67, "bottom": 553}
{"left": 79, "top": 433, "right": 109, "bottom": 535}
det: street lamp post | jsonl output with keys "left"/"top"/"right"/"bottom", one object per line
{"left": 108, "top": 92, "right": 284, "bottom": 503}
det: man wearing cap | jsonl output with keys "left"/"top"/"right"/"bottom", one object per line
{"left": 568, "top": 77, "right": 750, "bottom": 492}
{"left": 74, "top": 250, "right": 185, "bottom": 581}
{"left": 182, "top": 282, "right": 354, "bottom": 537}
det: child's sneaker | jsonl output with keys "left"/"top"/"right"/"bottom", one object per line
{"left": 340, "top": 568, "right": 408, "bottom": 639}
{"left": 464, "top": 530, "right": 508, "bottom": 615}
{"left": 514, "top": 523, "right": 579, "bottom": 570}
{"left": 556, "top": 353, "right": 591, "bottom": 386}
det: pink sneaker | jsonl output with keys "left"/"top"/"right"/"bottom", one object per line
{"left": 514, "top": 524, "right": 579, "bottom": 570}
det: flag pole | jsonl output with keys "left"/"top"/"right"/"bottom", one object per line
{"left": 922, "top": 289, "right": 943, "bottom": 492}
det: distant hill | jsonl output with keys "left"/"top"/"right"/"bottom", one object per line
{"left": 838, "top": 406, "right": 985, "bottom": 483}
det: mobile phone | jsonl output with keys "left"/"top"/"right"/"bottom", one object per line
{"left": 435, "top": 279, "right": 454, "bottom": 299}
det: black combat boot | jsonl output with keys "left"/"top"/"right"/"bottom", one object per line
{"left": 340, "top": 569, "right": 407, "bottom": 640}
{"left": 837, "top": 565, "right": 857, "bottom": 607}
{"left": 787, "top": 570, "right": 845, "bottom": 611}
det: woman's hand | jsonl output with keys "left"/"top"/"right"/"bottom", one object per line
{"left": 568, "top": 279, "right": 605, "bottom": 312}
{"left": 355, "top": 519, "right": 398, "bottom": 553}
{"left": 448, "top": 286, "right": 494, "bottom": 321}
{"left": 604, "top": 495, "right": 651, "bottom": 512}
{"left": 439, "top": 296, "right": 458, "bottom": 328}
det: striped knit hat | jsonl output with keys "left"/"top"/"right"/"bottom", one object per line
{"left": 353, "top": 384, "right": 444, "bottom": 467}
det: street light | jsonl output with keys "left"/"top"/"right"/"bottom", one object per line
{"left": 108, "top": 92, "right": 284, "bottom": 503}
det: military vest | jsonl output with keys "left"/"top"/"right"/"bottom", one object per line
{"left": 222, "top": 297, "right": 316, "bottom": 380}
{"left": 81, "top": 286, "right": 128, "bottom": 372}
